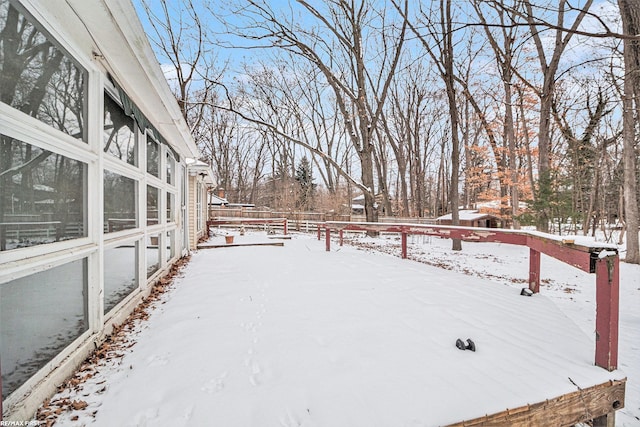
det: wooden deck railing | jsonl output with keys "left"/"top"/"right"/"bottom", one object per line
{"left": 319, "top": 221, "right": 620, "bottom": 372}
{"left": 207, "top": 217, "right": 288, "bottom": 236}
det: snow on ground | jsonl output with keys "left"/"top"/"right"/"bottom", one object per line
{"left": 42, "top": 231, "right": 638, "bottom": 426}
{"left": 348, "top": 232, "right": 640, "bottom": 426}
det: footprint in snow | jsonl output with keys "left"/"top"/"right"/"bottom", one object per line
{"left": 279, "top": 408, "right": 303, "bottom": 427}
{"left": 241, "top": 321, "right": 257, "bottom": 332}
{"left": 201, "top": 372, "right": 227, "bottom": 394}
{"left": 145, "top": 354, "right": 169, "bottom": 367}
{"left": 249, "top": 361, "right": 263, "bottom": 386}
{"left": 133, "top": 407, "right": 160, "bottom": 427}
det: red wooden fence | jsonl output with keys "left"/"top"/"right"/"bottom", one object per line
{"left": 319, "top": 221, "right": 620, "bottom": 371}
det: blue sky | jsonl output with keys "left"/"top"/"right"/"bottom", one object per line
{"left": 133, "top": 0, "right": 621, "bottom": 80}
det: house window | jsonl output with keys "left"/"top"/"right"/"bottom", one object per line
{"left": 146, "top": 185, "right": 159, "bottom": 225}
{"left": 0, "top": 134, "right": 87, "bottom": 251}
{"left": 146, "top": 233, "right": 160, "bottom": 277}
{"left": 146, "top": 135, "right": 159, "bottom": 178}
{"left": 103, "top": 93, "right": 137, "bottom": 165}
{"left": 166, "top": 192, "right": 175, "bottom": 223}
{"left": 165, "top": 230, "right": 174, "bottom": 262}
{"left": 0, "top": 257, "right": 88, "bottom": 400}
{"left": 104, "top": 171, "right": 137, "bottom": 233}
{"left": 104, "top": 243, "right": 138, "bottom": 314}
{"left": 0, "top": 0, "right": 87, "bottom": 141}
{"left": 166, "top": 152, "right": 175, "bottom": 185}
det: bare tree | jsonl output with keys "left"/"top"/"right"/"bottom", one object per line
{"left": 398, "top": 0, "right": 463, "bottom": 249}
{"left": 472, "top": 0, "right": 524, "bottom": 226}
{"left": 520, "top": 0, "right": 594, "bottom": 231}
{"left": 193, "top": 94, "right": 267, "bottom": 203}
{"left": 137, "top": 0, "right": 224, "bottom": 135}
{"left": 551, "top": 82, "right": 617, "bottom": 235}
{"left": 378, "top": 59, "right": 443, "bottom": 218}
{"left": 276, "top": 56, "right": 353, "bottom": 196}
{"left": 223, "top": 0, "right": 408, "bottom": 223}
{"left": 618, "top": 0, "right": 640, "bottom": 264}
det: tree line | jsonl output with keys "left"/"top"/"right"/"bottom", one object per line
{"left": 137, "top": 0, "right": 640, "bottom": 263}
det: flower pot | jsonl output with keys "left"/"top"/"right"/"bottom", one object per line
{"left": 225, "top": 235, "right": 234, "bottom": 244}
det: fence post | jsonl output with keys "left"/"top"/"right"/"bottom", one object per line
{"left": 317, "top": 224, "right": 321, "bottom": 241}
{"left": 325, "top": 226, "right": 331, "bottom": 251}
{"left": 283, "top": 219, "right": 288, "bottom": 235}
{"left": 339, "top": 230, "right": 344, "bottom": 246}
{"left": 594, "top": 253, "right": 619, "bottom": 371}
{"left": 529, "top": 248, "right": 540, "bottom": 293}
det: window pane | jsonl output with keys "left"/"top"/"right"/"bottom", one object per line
{"left": 104, "top": 170, "right": 137, "bottom": 233}
{"left": 165, "top": 230, "right": 174, "bottom": 263}
{"left": 104, "top": 243, "right": 138, "bottom": 313}
{"left": 1, "top": 258, "right": 88, "bottom": 400}
{"left": 146, "top": 233, "right": 160, "bottom": 277}
{"left": 103, "top": 94, "right": 136, "bottom": 165}
{"left": 146, "top": 185, "right": 159, "bottom": 225}
{"left": 0, "top": 1, "right": 86, "bottom": 140}
{"left": 0, "top": 134, "right": 87, "bottom": 251}
{"left": 166, "top": 192, "right": 174, "bottom": 223}
{"left": 166, "top": 152, "right": 174, "bottom": 185}
{"left": 181, "top": 166, "right": 187, "bottom": 206}
{"left": 146, "top": 136, "right": 159, "bottom": 177}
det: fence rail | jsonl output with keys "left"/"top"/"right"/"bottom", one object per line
{"left": 208, "top": 209, "right": 437, "bottom": 233}
{"left": 207, "top": 217, "right": 289, "bottom": 236}
{"left": 209, "top": 208, "right": 349, "bottom": 221}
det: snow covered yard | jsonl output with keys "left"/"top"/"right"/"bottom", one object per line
{"left": 348, "top": 232, "right": 640, "bottom": 426}
{"left": 40, "top": 232, "right": 636, "bottom": 426}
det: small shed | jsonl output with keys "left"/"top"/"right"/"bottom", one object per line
{"left": 209, "top": 194, "right": 229, "bottom": 207}
{"left": 436, "top": 210, "right": 504, "bottom": 228}
{"left": 351, "top": 194, "right": 386, "bottom": 215}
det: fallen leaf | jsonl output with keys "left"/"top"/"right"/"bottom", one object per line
{"left": 71, "top": 400, "right": 88, "bottom": 410}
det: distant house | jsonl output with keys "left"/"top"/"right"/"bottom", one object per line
{"left": 351, "top": 194, "right": 386, "bottom": 215}
{"left": 209, "top": 188, "right": 255, "bottom": 209}
{"left": 436, "top": 210, "right": 505, "bottom": 228}
{"left": 209, "top": 194, "right": 229, "bottom": 207}
{"left": 351, "top": 194, "right": 366, "bottom": 215}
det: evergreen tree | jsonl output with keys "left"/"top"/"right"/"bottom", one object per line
{"left": 295, "top": 156, "right": 316, "bottom": 210}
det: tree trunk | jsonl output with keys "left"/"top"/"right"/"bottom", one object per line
{"left": 504, "top": 76, "right": 519, "bottom": 229}
{"left": 536, "top": 84, "right": 554, "bottom": 232}
{"left": 360, "top": 148, "right": 378, "bottom": 223}
{"left": 618, "top": 0, "right": 640, "bottom": 264}
{"left": 439, "top": 0, "right": 461, "bottom": 250}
